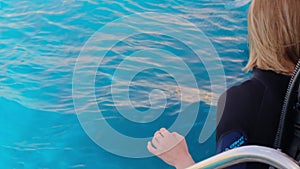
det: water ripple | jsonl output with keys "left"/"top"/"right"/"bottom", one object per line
{"left": 0, "top": 0, "right": 250, "bottom": 168}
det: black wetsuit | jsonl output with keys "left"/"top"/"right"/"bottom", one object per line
{"left": 216, "top": 68, "right": 291, "bottom": 169}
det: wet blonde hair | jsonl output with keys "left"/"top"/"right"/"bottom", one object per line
{"left": 244, "top": 0, "right": 300, "bottom": 75}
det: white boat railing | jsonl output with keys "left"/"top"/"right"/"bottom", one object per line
{"left": 186, "top": 146, "right": 300, "bottom": 169}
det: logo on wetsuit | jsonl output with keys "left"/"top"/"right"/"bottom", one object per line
{"left": 229, "top": 135, "right": 246, "bottom": 149}
{"left": 217, "top": 131, "right": 248, "bottom": 153}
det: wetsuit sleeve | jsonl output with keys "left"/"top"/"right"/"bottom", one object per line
{"left": 217, "top": 85, "right": 252, "bottom": 140}
{"left": 215, "top": 81, "right": 264, "bottom": 169}
{"left": 216, "top": 89, "right": 249, "bottom": 169}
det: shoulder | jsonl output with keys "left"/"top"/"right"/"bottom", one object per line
{"left": 216, "top": 78, "right": 266, "bottom": 140}
{"left": 218, "top": 78, "right": 266, "bottom": 116}
{"left": 223, "top": 78, "right": 265, "bottom": 102}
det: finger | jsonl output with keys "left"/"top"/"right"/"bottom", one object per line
{"left": 155, "top": 130, "right": 165, "bottom": 138}
{"left": 154, "top": 131, "right": 161, "bottom": 136}
{"left": 160, "top": 128, "right": 167, "bottom": 132}
{"left": 159, "top": 128, "right": 170, "bottom": 137}
{"left": 155, "top": 133, "right": 164, "bottom": 142}
{"left": 148, "top": 141, "right": 164, "bottom": 156}
{"left": 154, "top": 131, "right": 163, "bottom": 142}
{"left": 147, "top": 141, "right": 157, "bottom": 155}
{"left": 152, "top": 137, "right": 160, "bottom": 148}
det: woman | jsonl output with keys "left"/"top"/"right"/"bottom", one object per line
{"left": 147, "top": 0, "right": 300, "bottom": 168}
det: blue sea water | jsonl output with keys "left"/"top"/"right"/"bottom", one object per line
{"left": 0, "top": 0, "right": 251, "bottom": 168}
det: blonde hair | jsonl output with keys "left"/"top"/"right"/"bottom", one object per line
{"left": 244, "top": 0, "right": 300, "bottom": 75}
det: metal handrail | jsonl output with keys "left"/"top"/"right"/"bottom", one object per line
{"left": 186, "top": 146, "right": 300, "bottom": 169}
